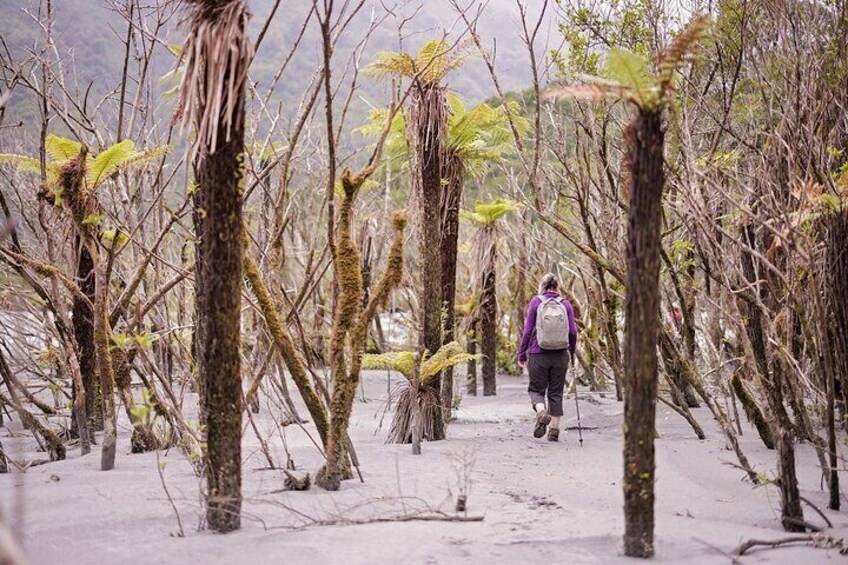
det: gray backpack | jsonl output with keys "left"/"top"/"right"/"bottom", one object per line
{"left": 535, "top": 295, "right": 569, "bottom": 350}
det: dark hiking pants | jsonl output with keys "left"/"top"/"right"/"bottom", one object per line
{"left": 528, "top": 350, "right": 570, "bottom": 417}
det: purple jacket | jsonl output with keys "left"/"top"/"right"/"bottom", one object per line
{"left": 518, "top": 291, "right": 578, "bottom": 362}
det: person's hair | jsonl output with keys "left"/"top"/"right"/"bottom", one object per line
{"left": 538, "top": 273, "right": 559, "bottom": 294}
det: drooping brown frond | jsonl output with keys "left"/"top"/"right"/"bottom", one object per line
{"left": 542, "top": 83, "right": 632, "bottom": 104}
{"left": 657, "top": 15, "right": 712, "bottom": 94}
{"left": 174, "top": 0, "right": 253, "bottom": 155}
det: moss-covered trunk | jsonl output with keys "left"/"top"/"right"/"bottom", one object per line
{"left": 622, "top": 109, "right": 663, "bottom": 558}
{"left": 243, "top": 253, "right": 329, "bottom": 444}
{"left": 72, "top": 239, "right": 101, "bottom": 433}
{"left": 318, "top": 174, "right": 405, "bottom": 490}
{"left": 195, "top": 98, "right": 246, "bottom": 536}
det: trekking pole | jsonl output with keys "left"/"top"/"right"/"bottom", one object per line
{"left": 571, "top": 359, "right": 584, "bottom": 446}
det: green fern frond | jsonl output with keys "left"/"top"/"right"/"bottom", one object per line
{"left": 362, "top": 342, "right": 480, "bottom": 386}
{"left": 86, "top": 140, "right": 136, "bottom": 188}
{"left": 462, "top": 198, "right": 520, "bottom": 226}
{"left": 415, "top": 39, "right": 475, "bottom": 83}
{"left": 366, "top": 51, "right": 418, "bottom": 80}
{"left": 362, "top": 351, "right": 417, "bottom": 378}
{"left": 657, "top": 15, "right": 712, "bottom": 93}
{"left": 420, "top": 341, "right": 477, "bottom": 383}
{"left": 356, "top": 108, "right": 407, "bottom": 160}
{"left": 604, "top": 48, "right": 657, "bottom": 108}
{"left": 120, "top": 144, "right": 171, "bottom": 169}
{"left": 45, "top": 134, "right": 82, "bottom": 161}
{"left": 86, "top": 141, "right": 170, "bottom": 188}
{"left": 366, "top": 39, "right": 474, "bottom": 84}
{"left": 0, "top": 154, "right": 43, "bottom": 173}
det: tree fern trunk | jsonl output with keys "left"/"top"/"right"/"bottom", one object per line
{"left": 72, "top": 239, "right": 101, "bottom": 433}
{"left": 481, "top": 237, "right": 498, "bottom": 396}
{"left": 197, "top": 120, "right": 244, "bottom": 531}
{"left": 413, "top": 83, "right": 446, "bottom": 439}
{"left": 622, "top": 109, "right": 664, "bottom": 558}
{"left": 440, "top": 156, "right": 463, "bottom": 418}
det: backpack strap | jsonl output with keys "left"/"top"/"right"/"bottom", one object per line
{"left": 538, "top": 295, "right": 564, "bottom": 307}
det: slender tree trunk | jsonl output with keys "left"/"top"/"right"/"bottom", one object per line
{"left": 622, "top": 109, "right": 664, "bottom": 558}
{"left": 739, "top": 225, "right": 804, "bottom": 531}
{"left": 481, "top": 237, "right": 498, "bottom": 396}
{"left": 440, "top": 156, "right": 463, "bottom": 418}
{"left": 466, "top": 316, "right": 477, "bottom": 395}
{"left": 824, "top": 209, "right": 846, "bottom": 507}
{"left": 94, "top": 244, "right": 117, "bottom": 471}
{"left": 0, "top": 437, "right": 7, "bottom": 474}
{"left": 827, "top": 210, "right": 848, "bottom": 429}
{"left": 731, "top": 372, "right": 775, "bottom": 449}
{"left": 412, "top": 82, "right": 446, "bottom": 439}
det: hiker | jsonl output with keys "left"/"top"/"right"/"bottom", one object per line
{"left": 517, "top": 273, "right": 578, "bottom": 442}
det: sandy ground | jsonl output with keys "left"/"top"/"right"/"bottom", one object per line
{"left": 2, "top": 370, "right": 846, "bottom": 565}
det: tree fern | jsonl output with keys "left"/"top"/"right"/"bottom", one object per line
{"left": 544, "top": 15, "right": 712, "bottom": 111}
{"left": 461, "top": 198, "right": 520, "bottom": 226}
{"left": 366, "top": 39, "right": 474, "bottom": 84}
{"left": 0, "top": 136, "right": 170, "bottom": 191}
{"left": 362, "top": 341, "right": 478, "bottom": 386}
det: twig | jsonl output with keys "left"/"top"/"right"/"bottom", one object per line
{"left": 799, "top": 495, "right": 833, "bottom": 529}
{"left": 732, "top": 535, "right": 815, "bottom": 556}
{"left": 155, "top": 449, "right": 185, "bottom": 537}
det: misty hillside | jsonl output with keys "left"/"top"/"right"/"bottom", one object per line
{"left": 1, "top": 0, "right": 556, "bottom": 143}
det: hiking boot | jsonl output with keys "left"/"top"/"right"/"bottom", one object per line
{"left": 547, "top": 428, "right": 560, "bottom": 442}
{"left": 534, "top": 409, "right": 551, "bottom": 438}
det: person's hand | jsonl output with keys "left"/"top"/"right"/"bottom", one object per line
{"left": 518, "top": 359, "right": 527, "bottom": 369}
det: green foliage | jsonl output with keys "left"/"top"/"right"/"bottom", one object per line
{"left": 447, "top": 96, "right": 527, "bottom": 177}
{"left": 367, "top": 39, "right": 474, "bottom": 84}
{"left": 555, "top": 0, "right": 653, "bottom": 76}
{"left": 130, "top": 391, "right": 155, "bottom": 426}
{"left": 496, "top": 328, "right": 520, "bottom": 376}
{"left": 545, "top": 15, "right": 712, "bottom": 111}
{"left": 133, "top": 331, "right": 157, "bottom": 349}
{"left": 362, "top": 341, "right": 479, "bottom": 386}
{"left": 604, "top": 48, "right": 656, "bottom": 107}
{"left": 0, "top": 154, "right": 48, "bottom": 174}
{"left": 102, "top": 228, "right": 129, "bottom": 249}
{"left": 45, "top": 134, "right": 82, "bottom": 161}
{"left": 81, "top": 213, "right": 105, "bottom": 226}
{"left": 359, "top": 95, "right": 524, "bottom": 179}
{"left": 461, "top": 198, "right": 520, "bottom": 226}
{"left": 0, "top": 135, "right": 170, "bottom": 192}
